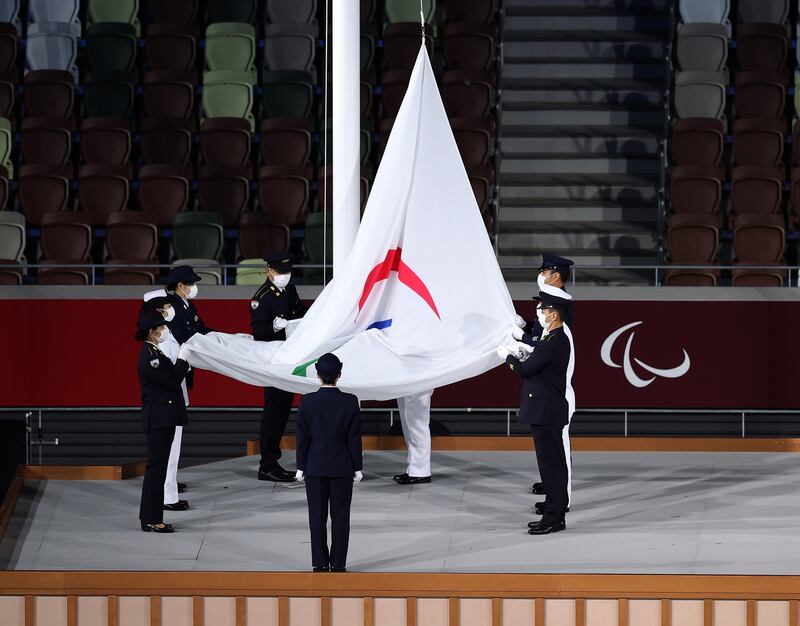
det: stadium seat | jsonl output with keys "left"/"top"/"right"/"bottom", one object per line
{"left": 669, "top": 165, "right": 724, "bottom": 223}
{"left": 80, "top": 117, "right": 131, "bottom": 165}
{"left": 0, "top": 23, "right": 18, "bottom": 72}
{"left": 791, "top": 120, "right": 800, "bottom": 165}
{"left": 238, "top": 212, "right": 291, "bottom": 259}
{"left": 732, "top": 214, "right": 786, "bottom": 286}
{"left": 450, "top": 117, "right": 493, "bottom": 166}
{"left": 385, "top": 0, "right": 435, "bottom": 23}
{"left": 202, "top": 70, "right": 255, "bottom": 130}
{"left": 265, "top": 0, "right": 317, "bottom": 23}
{"left": 735, "top": 71, "right": 785, "bottom": 120}
{"left": 443, "top": 23, "right": 495, "bottom": 72}
{"left": 78, "top": 164, "right": 131, "bottom": 224}
{"left": 0, "top": 209, "right": 25, "bottom": 263}
{"left": 147, "top": 0, "right": 198, "bottom": 24}
{"left": 0, "top": 164, "right": 8, "bottom": 210}
{"left": 88, "top": 0, "right": 140, "bottom": 35}
{"left": 442, "top": 71, "right": 494, "bottom": 118}
{"left": 86, "top": 22, "right": 138, "bottom": 72}
{"left": 667, "top": 213, "right": 719, "bottom": 263}
{"left": 0, "top": 71, "right": 14, "bottom": 119}
{"left": 206, "top": 0, "right": 257, "bottom": 24}
{"left": 361, "top": 0, "right": 376, "bottom": 23}
{"left": 143, "top": 71, "right": 197, "bottom": 118}
{"left": 378, "top": 117, "right": 395, "bottom": 157}
{"left": 466, "top": 163, "right": 493, "bottom": 215}
{"left": 732, "top": 118, "right": 784, "bottom": 166}
{"left": 361, "top": 33, "right": 374, "bottom": 72}
{"left": 172, "top": 211, "right": 224, "bottom": 261}
{"left": 383, "top": 23, "right": 434, "bottom": 71}
{"left": 671, "top": 118, "right": 724, "bottom": 166}
{"left": 260, "top": 118, "right": 313, "bottom": 166}
{"left": 261, "top": 70, "right": 315, "bottom": 118}
{"left": 205, "top": 22, "right": 257, "bottom": 81}
{"left": 380, "top": 70, "right": 411, "bottom": 119}
{"left": 83, "top": 71, "right": 136, "bottom": 118}
{"left": 675, "top": 23, "right": 728, "bottom": 72}
{"left": 20, "top": 117, "right": 73, "bottom": 165}
{"left": 171, "top": 258, "right": 223, "bottom": 284}
{"left": 790, "top": 167, "right": 800, "bottom": 225}
{"left": 24, "top": 70, "right": 73, "bottom": 118}
{"left": 674, "top": 71, "right": 727, "bottom": 119}
{"left": 18, "top": 164, "right": 72, "bottom": 225}
{"left": 736, "top": 23, "right": 787, "bottom": 71}
{"left": 737, "top": 0, "right": 789, "bottom": 25}
{"left": 104, "top": 211, "right": 159, "bottom": 285}
{"left": 663, "top": 268, "right": 719, "bottom": 286}
{"left": 263, "top": 23, "right": 317, "bottom": 72}
{"left": 0, "top": 0, "right": 20, "bottom": 30}
{"left": 139, "top": 117, "right": 194, "bottom": 165}
{"left": 26, "top": 22, "right": 78, "bottom": 81}
{"left": 200, "top": 117, "right": 251, "bottom": 166}
{"left": 445, "top": 0, "right": 495, "bottom": 23}
{"left": 302, "top": 211, "right": 332, "bottom": 284}
{"left": 679, "top": 0, "right": 730, "bottom": 25}
{"left": 37, "top": 211, "right": 92, "bottom": 285}
{"left": 236, "top": 258, "right": 268, "bottom": 285}
{"left": 361, "top": 76, "right": 373, "bottom": 118}
{"left": 729, "top": 166, "right": 784, "bottom": 226}
{"left": 199, "top": 164, "right": 252, "bottom": 226}
{"left": 28, "top": 0, "right": 80, "bottom": 26}
{"left": 258, "top": 164, "right": 311, "bottom": 225}
{"left": 137, "top": 164, "right": 191, "bottom": 225}
{"left": 146, "top": 23, "right": 197, "bottom": 71}
{"left": 0, "top": 116, "right": 10, "bottom": 172}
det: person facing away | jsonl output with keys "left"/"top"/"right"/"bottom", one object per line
{"left": 294, "top": 353, "right": 363, "bottom": 572}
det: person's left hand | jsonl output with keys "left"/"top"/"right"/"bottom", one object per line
{"left": 353, "top": 471, "right": 363, "bottom": 483}
{"left": 512, "top": 314, "right": 526, "bottom": 328}
{"left": 295, "top": 470, "right": 305, "bottom": 482}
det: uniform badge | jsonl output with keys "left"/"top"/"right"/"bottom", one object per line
{"left": 194, "top": 315, "right": 198, "bottom": 322}
{"left": 150, "top": 358, "right": 160, "bottom": 368}
{"left": 250, "top": 300, "right": 259, "bottom": 310}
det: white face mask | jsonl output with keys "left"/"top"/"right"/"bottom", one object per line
{"left": 156, "top": 327, "right": 169, "bottom": 343}
{"left": 272, "top": 273, "right": 291, "bottom": 289}
{"left": 537, "top": 273, "right": 549, "bottom": 290}
{"left": 161, "top": 307, "right": 175, "bottom": 322}
{"left": 536, "top": 308, "right": 551, "bottom": 329}
{"left": 186, "top": 284, "right": 198, "bottom": 299}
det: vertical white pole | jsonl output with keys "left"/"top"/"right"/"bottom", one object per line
{"left": 331, "top": 0, "right": 361, "bottom": 273}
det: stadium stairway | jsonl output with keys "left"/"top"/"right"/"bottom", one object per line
{"left": 498, "top": 0, "right": 670, "bottom": 284}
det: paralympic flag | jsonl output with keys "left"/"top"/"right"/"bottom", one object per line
{"left": 183, "top": 46, "right": 516, "bottom": 400}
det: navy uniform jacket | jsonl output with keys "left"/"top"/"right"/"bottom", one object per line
{"left": 166, "top": 292, "right": 213, "bottom": 344}
{"left": 137, "top": 343, "right": 190, "bottom": 430}
{"left": 250, "top": 281, "right": 307, "bottom": 341}
{"left": 295, "top": 388, "right": 362, "bottom": 478}
{"left": 506, "top": 327, "right": 571, "bottom": 428}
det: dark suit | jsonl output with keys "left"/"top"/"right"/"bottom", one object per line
{"left": 506, "top": 327, "right": 571, "bottom": 522}
{"left": 137, "top": 343, "right": 189, "bottom": 524}
{"left": 296, "top": 387, "right": 362, "bottom": 570}
{"left": 250, "top": 280, "right": 307, "bottom": 470}
{"left": 165, "top": 292, "right": 212, "bottom": 389}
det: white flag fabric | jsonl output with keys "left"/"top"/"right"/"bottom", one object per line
{"left": 183, "top": 47, "right": 516, "bottom": 401}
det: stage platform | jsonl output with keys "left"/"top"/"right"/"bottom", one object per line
{"left": 3, "top": 450, "right": 799, "bottom": 575}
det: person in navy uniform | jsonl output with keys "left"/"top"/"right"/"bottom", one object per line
{"left": 499, "top": 291, "right": 572, "bottom": 535}
{"left": 136, "top": 309, "right": 191, "bottom": 533}
{"left": 250, "top": 253, "right": 308, "bottom": 482}
{"left": 294, "top": 353, "right": 362, "bottom": 572}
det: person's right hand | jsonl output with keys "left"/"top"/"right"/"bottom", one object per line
{"left": 295, "top": 470, "right": 305, "bottom": 482}
{"left": 353, "top": 471, "right": 363, "bottom": 483}
{"left": 510, "top": 324, "right": 524, "bottom": 341}
{"left": 273, "top": 317, "right": 288, "bottom": 332}
{"left": 512, "top": 314, "right": 526, "bottom": 328}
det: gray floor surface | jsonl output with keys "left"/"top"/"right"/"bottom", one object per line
{"left": 2, "top": 451, "right": 799, "bottom": 574}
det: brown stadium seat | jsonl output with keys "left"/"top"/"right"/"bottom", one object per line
{"left": 140, "top": 117, "right": 194, "bottom": 165}
{"left": 467, "top": 163, "right": 493, "bottom": 215}
{"left": 450, "top": 117, "right": 493, "bottom": 166}
{"left": 37, "top": 211, "right": 92, "bottom": 284}
{"left": 735, "top": 71, "right": 786, "bottom": 120}
{"left": 200, "top": 117, "right": 251, "bottom": 166}
{"left": 442, "top": 23, "right": 495, "bottom": 72}
{"left": 238, "top": 212, "right": 291, "bottom": 259}
{"left": 729, "top": 166, "right": 784, "bottom": 227}
{"left": 736, "top": 23, "right": 787, "bottom": 72}
{"left": 441, "top": 71, "right": 494, "bottom": 118}
{"left": 669, "top": 165, "right": 724, "bottom": 224}
{"left": 143, "top": 71, "right": 197, "bottom": 119}
{"left": 789, "top": 166, "right": 800, "bottom": 227}
{"left": 20, "top": 117, "right": 74, "bottom": 165}
{"left": 259, "top": 164, "right": 312, "bottom": 225}
{"left": 19, "top": 164, "right": 72, "bottom": 225}
{"left": 445, "top": 0, "right": 496, "bottom": 22}
{"left": 80, "top": 117, "right": 131, "bottom": 165}
{"left": 79, "top": 164, "right": 132, "bottom": 224}
{"left": 732, "top": 213, "right": 786, "bottom": 286}
{"left": 0, "top": 22, "right": 17, "bottom": 72}
{"left": 361, "top": 76, "right": 373, "bottom": 118}
{"left": 663, "top": 267, "right": 720, "bottom": 286}
{"left": 104, "top": 211, "right": 159, "bottom": 284}
{"left": 24, "top": 70, "right": 74, "bottom": 118}
{"left": 0, "top": 71, "right": 15, "bottom": 119}
{"left": 792, "top": 119, "right": 800, "bottom": 165}
{"left": 380, "top": 70, "right": 411, "bottom": 119}
{"left": 147, "top": 0, "right": 198, "bottom": 23}
{"left": 145, "top": 23, "right": 197, "bottom": 72}
{"left": 667, "top": 213, "right": 719, "bottom": 263}
{"left": 383, "top": 23, "right": 433, "bottom": 71}
{"left": 361, "top": 0, "right": 376, "bottom": 23}
{"left": 732, "top": 118, "right": 785, "bottom": 166}
{"left": 137, "top": 164, "right": 191, "bottom": 225}
{"left": 259, "top": 118, "right": 313, "bottom": 166}
{"left": 671, "top": 118, "right": 724, "bottom": 166}
{"left": 198, "top": 164, "right": 252, "bottom": 226}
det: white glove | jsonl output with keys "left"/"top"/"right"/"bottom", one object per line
{"left": 273, "top": 317, "right": 288, "bottom": 332}
{"left": 177, "top": 344, "right": 191, "bottom": 362}
{"left": 295, "top": 470, "right": 304, "bottom": 482}
{"left": 496, "top": 346, "right": 511, "bottom": 360}
{"left": 510, "top": 324, "right": 524, "bottom": 341}
{"left": 514, "top": 342, "right": 534, "bottom": 360}
{"left": 235, "top": 333, "right": 253, "bottom": 340}
{"left": 353, "top": 470, "right": 363, "bottom": 483}
{"left": 513, "top": 314, "right": 526, "bottom": 329}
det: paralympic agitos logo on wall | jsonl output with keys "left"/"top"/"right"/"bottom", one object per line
{"left": 600, "top": 321, "right": 691, "bottom": 388}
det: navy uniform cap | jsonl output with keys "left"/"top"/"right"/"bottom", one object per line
{"left": 264, "top": 252, "right": 295, "bottom": 273}
{"left": 533, "top": 290, "right": 572, "bottom": 310}
{"left": 539, "top": 253, "right": 574, "bottom": 272}
{"left": 141, "top": 295, "right": 169, "bottom": 310}
{"left": 135, "top": 309, "right": 168, "bottom": 340}
{"left": 166, "top": 264, "right": 202, "bottom": 285}
{"left": 315, "top": 353, "right": 343, "bottom": 378}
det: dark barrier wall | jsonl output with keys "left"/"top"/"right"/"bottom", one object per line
{"left": 2, "top": 297, "right": 799, "bottom": 409}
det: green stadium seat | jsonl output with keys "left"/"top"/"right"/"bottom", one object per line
{"left": 205, "top": 22, "right": 257, "bottom": 83}
{"left": 172, "top": 211, "right": 225, "bottom": 261}
{"left": 86, "top": 22, "right": 137, "bottom": 72}
{"left": 88, "top": 0, "right": 140, "bottom": 35}
{"left": 0, "top": 116, "right": 12, "bottom": 174}
{"left": 236, "top": 258, "right": 268, "bottom": 285}
{"left": 261, "top": 70, "right": 314, "bottom": 118}
{"left": 206, "top": 0, "right": 257, "bottom": 24}
{"left": 385, "top": 0, "right": 435, "bottom": 23}
{"left": 303, "top": 211, "right": 332, "bottom": 284}
{"left": 202, "top": 70, "right": 255, "bottom": 130}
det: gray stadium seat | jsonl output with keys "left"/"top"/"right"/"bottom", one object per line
{"left": 263, "top": 23, "right": 317, "bottom": 72}
{"left": 171, "top": 258, "right": 223, "bottom": 284}
{"left": 28, "top": 0, "right": 81, "bottom": 34}
{"left": 738, "top": 0, "right": 789, "bottom": 25}
{"left": 0, "top": 0, "right": 21, "bottom": 31}
{"left": 679, "top": 0, "right": 729, "bottom": 24}
{"left": 26, "top": 22, "right": 78, "bottom": 82}
{"left": 265, "top": 0, "right": 317, "bottom": 24}
{"left": 674, "top": 71, "right": 727, "bottom": 120}
{"left": 676, "top": 23, "right": 728, "bottom": 72}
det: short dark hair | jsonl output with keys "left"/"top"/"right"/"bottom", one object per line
{"left": 556, "top": 268, "right": 570, "bottom": 283}
{"left": 166, "top": 283, "right": 178, "bottom": 292}
{"left": 319, "top": 373, "right": 339, "bottom": 385}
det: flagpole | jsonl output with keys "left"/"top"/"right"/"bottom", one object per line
{"left": 331, "top": 0, "right": 361, "bottom": 275}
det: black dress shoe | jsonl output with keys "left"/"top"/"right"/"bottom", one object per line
{"left": 394, "top": 474, "right": 431, "bottom": 485}
{"left": 178, "top": 482, "right": 187, "bottom": 493}
{"left": 312, "top": 566, "right": 329, "bottom": 572}
{"left": 163, "top": 500, "right": 189, "bottom": 511}
{"left": 528, "top": 520, "right": 566, "bottom": 535}
{"left": 141, "top": 522, "right": 175, "bottom": 533}
{"left": 393, "top": 472, "right": 409, "bottom": 482}
{"left": 534, "top": 502, "right": 569, "bottom": 515}
{"left": 330, "top": 567, "right": 347, "bottom": 572}
{"left": 258, "top": 468, "right": 295, "bottom": 483}
{"left": 531, "top": 482, "right": 545, "bottom": 494}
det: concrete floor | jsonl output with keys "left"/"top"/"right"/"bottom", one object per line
{"left": 2, "top": 451, "right": 799, "bottom": 574}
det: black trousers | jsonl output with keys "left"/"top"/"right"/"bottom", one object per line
{"left": 305, "top": 476, "right": 354, "bottom": 570}
{"left": 139, "top": 426, "right": 176, "bottom": 524}
{"left": 259, "top": 387, "right": 295, "bottom": 470}
{"left": 531, "top": 425, "right": 568, "bottom": 523}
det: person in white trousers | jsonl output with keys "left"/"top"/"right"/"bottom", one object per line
{"left": 393, "top": 390, "right": 434, "bottom": 484}
{"left": 143, "top": 289, "right": 190, "bottom": 511}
